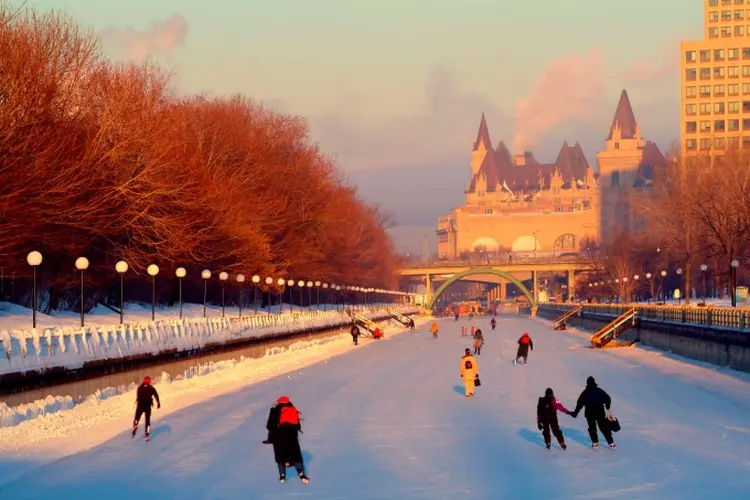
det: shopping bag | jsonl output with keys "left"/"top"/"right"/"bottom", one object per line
{"left": 474, "top": 375, "right": 481, "bottom": 387}
{"left": 607, "top": 411, "right": 621, "bottom": 433}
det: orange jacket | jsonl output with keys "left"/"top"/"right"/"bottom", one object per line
{"left": 430, "top": 322, "right": 438, "bottom": 333}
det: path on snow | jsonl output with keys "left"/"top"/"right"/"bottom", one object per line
{"left": 2, "top": 316, "right": 750, "bottom": 499}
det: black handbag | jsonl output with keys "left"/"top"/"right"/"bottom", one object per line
{"left": 474, "top": 375, "right": 481, "bottom": 386}
{"left": 607, "top": 411, "right": 621, "bottom": 433}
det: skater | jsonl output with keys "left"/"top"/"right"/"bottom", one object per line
{"left": 460, "top": 348, "right": 479, "bottom": 397}
{"left": 490, "top": 318, "right": 496, "bottom": 330}
{"left": 473, "top": 328, "right": 484, "bottom": 355}
{"left": 350, "top": 324, "right": 360, "bottom": 345}
{"left": 373, "top": 327, "right": 383, "bottom": 339}
{"left": 430, "top": 321, "right": 439, "bottom": 338}
{"left": 570, "top": 376, "right": 616, "bottom": 450}
{"left": 454, "top": 313, "right": 459, "bottom": 321}
{"left": 132, "top": 376, "right": 160, "bottom": 440}
{"left": 265, "top": 396, "right": 310, "bottom": 484}
{"left": 409, "top": 318, "right": 415, "bottom": 331}
{"left": 537, "top": 388, "right": 571, "bottom": 450}
{"left": 470, "top": 325, "right": 476, "bottom": 338}
{"left": 514, "top": 332, "right": 533, "bottom": 364}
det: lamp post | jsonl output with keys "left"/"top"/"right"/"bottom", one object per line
{"left": 614, "top": 278, "right": 620, "bottom": 303}
{"left": 219, "top": 272, "right": 228, "bottom": 317}
{"left": 252, "top": 275, "right": 260, "bottom": 313}
{"left": 298, "top": 280, "right": 305, "bottom": 309}
{"left": 237, "top": 274, "right": 245, "bottom": 317}
{"left": 116, "top": 260, "right": 128, "bottom": 324}
{"left": 322, "top": 283, "right": 328, "bottom": 311}
{"left": 201, "top": 269, "right": 211, "bottom": 317}
{"left": 74, "top": 257, "right": 89, "bottom": 327}
{"left": 286, "top": 279, "right": 295, "bottom": 313}
{"left": 633, "top": 275, "right": 639, "bottom": 303}
{"left": 277, "top": 278, "right": 285, "bottom": 314}
{"left": 700, "top": 264, "right": 708, "bottom": 303}
{"left": 264, "top": 277, "right": 273, "bottom": 312}
{"left": 731, "top": 259, "right": 740, "bottom": 307}
{"left": 175, "top": 267, "right": 186, "bottom": 319}
{"left": 314, "top": 281, "right": 321, "bottom": 309}
{"left": 645, "top": 273, "right": 652, "bottom": 303}
{"left": 147, "top": 264, "right": 159, "bottom": 321}
{"left": 27, "top": 251, "right": 42, "bottom": 329}
{"left": 660, "top": 270, "right": 667, "bottom": 304}
{"left": 622, "top": 276, "right": 629, "bottom": 303}
{"left": 676, "top": 268, "right": 683, "bottom": 305}
{"left": 306, "top": 281, "right": 313, "bottom": 308}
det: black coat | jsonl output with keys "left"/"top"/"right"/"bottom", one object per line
{"left": 350, "top": 325, "right": 360, "bottom": 338}
{"left": 537, "top": 396, "right": 559, "bottom": 424}
{"left": 573, "top": 383, "right": 611, "bottom": 418}
{"left": 516, "top": 336, "right": 533, "bottom": 357}
{"left": 136, "top": 383, "right": 160, "bottom": 410}
{"left": 266, "top": 403, "right": 303, "bottom": 464}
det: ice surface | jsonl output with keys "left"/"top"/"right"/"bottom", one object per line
{"left": 1, "top": 315, "right": 749, "bottom": 499}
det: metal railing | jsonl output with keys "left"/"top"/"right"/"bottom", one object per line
{"left": 402, "top": 255, "right": 598, "bottom": 268}
{"left": 539, "top": 302, "right": 749, "bottom": 330}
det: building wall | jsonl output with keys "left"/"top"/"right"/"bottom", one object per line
{"left": 681, "top": 1, "right": 750, "bottom": 157}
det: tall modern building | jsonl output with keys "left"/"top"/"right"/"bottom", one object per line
{"left": 681, "top": 0, "right": 750, "bottom": 159}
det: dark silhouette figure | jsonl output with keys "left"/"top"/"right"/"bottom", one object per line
{"left": 571, "top": 376, "right": 615, "bottom": 449}
{"left": 132, "top": 376, "right": 160, "bottom": 440}
{"left": 265, "top": 396, "right": 309, "bottom": 484}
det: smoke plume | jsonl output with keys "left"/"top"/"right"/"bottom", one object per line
{"left": 100, "top": 14, "right": 188, "bottom": 63}
{"left": 511, "top": 49, "right": 606, "bottom": 154}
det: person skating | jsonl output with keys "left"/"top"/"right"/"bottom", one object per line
{"left": 514, "top": 332, "right": 534, "bottom": 364}
{"left": 430, "top": 321, "right": 439, "bottom": 338}
{"left": 460, "top": 348, "right": 479, "bottom": 397}
{"left": 537, "top": 388, "right": 571, "bottom": 450}
{"left": 409, "top": 318, "right": 415, "bottom": 331}
{"left": 571, "top": 376, "right": 616, "bottom": 450}
{"left": 490, "top": 318, "right": 496, "bottom": 331}
{"left": 265, "top": 396, "right": 310, "bottom": 484}
{"left": 132, "top": 376, "right": 160, "bottom": 441}
{"left": 350, "top": 324, "right": 360, "bottom": 346}
{"left": 473, "top": 328, "right": 484, "bottom": 355}
{"left": 454, "top": 313, "right": 459, "bottom": 321}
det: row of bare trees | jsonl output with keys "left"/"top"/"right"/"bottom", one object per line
{"left": 576, "top": 148, "right": 750, "bottom": 305}
{"left": 0, "top": 8, "right": 398, "bottom": 311}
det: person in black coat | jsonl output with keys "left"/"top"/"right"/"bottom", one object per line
{"left": 537, "top": 388, "right": 571, "bottom": 450}
{"left": 265, "top": 396, "right": 309, "bottom": 484}
{"left": 571, "top": 376, "right": 616, "bottom": 449}
{"left": 132, "top": 376, "right": 160, "bottom": 440}
{"left": 350, "top": 324, "right": 360, "bottom": 346}
{"left": 514, "top": 332, "right": 533, "bottom": 364}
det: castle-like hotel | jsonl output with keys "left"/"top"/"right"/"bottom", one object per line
{"left": 436, "top": 90, "right": 668, "bottom": 258}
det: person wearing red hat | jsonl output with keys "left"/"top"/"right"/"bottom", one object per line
{"left": 132, "top": 376, "right": 160, "bottom": 441}
{"left": 263, "top": 396, "right": 309, "bottom": 484}
{"left": 514, "top": 332, "right": 534, "bottom": 365}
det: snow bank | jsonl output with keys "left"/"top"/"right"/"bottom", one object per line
{"left": 0, "top": 306, "right": 418, "bottom": 375}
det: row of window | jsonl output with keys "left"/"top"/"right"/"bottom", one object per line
{"left": 708, "top": 9, "right": 749, "bottom": 23}
{"left": 708, "top": 25, "right": 749, "bottom": 37}
{"left": 685, "top": 118, "right": 750, "bottom": 132}
{"left": 685, "top": 83, "right": 750, "bottom": 98}
{"left": 684, "top": 65, "right": 750, "bottom": 80}
{"left": 685, "top": 102, "right": 750, "bottom": 115}
{"left": 685, "top": 136, "right": 750, "bottom": 150}
{"left": 685, "top": 48, "right": 750, "bottom": 63}
{"left": 709, "top": 0, "right": 745, "bottom": 6}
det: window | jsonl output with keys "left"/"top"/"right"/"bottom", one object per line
{"left": 611, "top": 171, "right": 619, "bottom": 187}
{"left": 722, "top": 26, "right": 732, "bottom": 37}
{"left": 729, "top": 48, "right": 740, "bottom": 60}
{"left": 744, "top": 83, "right": 750, "bottom": 94}
{"left": 744, "top": 136, "right": 750, "bottom": 148}
{"left": 686, "top": 138, "right": 697, "bottom": 150}
{"left": 685, "top": 50, "right": 697, "bottom": 63}
{"left": 701, "top": 50, "right": 711, "bottom": 62}
{"left": 710, "top": 27, "right": 719, "bottom": 38}
{"left": 716, "top": 137, "right": 726, "bottom": 149}
{"left": 715, "top": 84, "right": 726, "bottom": 96}
{"left": 729, "top": 66, "right": 740, "bottom": 77}
{"left": 700, "top": 85, "right": 711, "bottom": 97}
{"left": 729, "top": 136, "right": 740, "bottom": 148}
{"left": 737, "top": 9, "right": 746, "bottom": 20}
{"left": 716, "top": 119, "right": 726, "bottom": 132}
{"left": 700, "top": 103, "right": 712, "bottom": 114}
{"left": 743, "top": 100, "right": 750, "bottom": 112}
{"left": 715, "top": 102, "right": 726, "bottom": 113}
{"left": 685, "top": 86, "right": 697, "bottom": 98}
{"left": 686, "top": 103, "right": 698, "bottom": 115}
{"left": 709, "top": 0, "right": 718, "bottom": 4}
{"left": 686, "top": 121, "right": 697, "bottom": 133}
{"left": 710, "top": 11, "right": 719, "bottom": 22}
{"left": 730, "top": 83, "right": 740, "bottom": 95}
{"left": 729, "top": 118, "right": 740, "bottom": 130}
{"left": 736, "top": 25, "right": 745, "bottom": 36}
{"left": 723, "top": 10, "right": 733, "bottom": 20}
{"left": 700, "top": 138, "right": 712, "bottom": 150}
{"left": 700, "top": 68, "right": 711, "bottom": 80}
{"left": 685, "top": 68, "right": 697, "bottom": 81}
{"left": 715, "top": 49, "right": 726, "bottom": 61}
{"left": 743, "top": 118, "right": 750, "bottom": 129}
{"left": 714, "top": 67, "right": 726, "bottom": 79}
{"left": 701, "top": 120, "right": 712, "bottom": 132}
{"left": 730, "top": 101, "right": 741, "bottom": 112}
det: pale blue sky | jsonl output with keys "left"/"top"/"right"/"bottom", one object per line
{"left": 15, "top": 0, "right": 703, "bottom": 249}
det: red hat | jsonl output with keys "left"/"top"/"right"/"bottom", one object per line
{"left": 143, "top": 376, "right": 151, "bottom": 384}
{"left": 276, "top": 396, "right": 290, "bottom": 404}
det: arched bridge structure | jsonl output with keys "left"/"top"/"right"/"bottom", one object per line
{"left": 397, "top": 258, "right": 599, "bottom": 316}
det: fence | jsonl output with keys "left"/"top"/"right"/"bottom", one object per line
{"left": 0, "top": 306, "right": 419, "bottom": 375}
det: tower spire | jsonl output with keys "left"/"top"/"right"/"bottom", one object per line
{"left": 473, "top": 113, "right": 492, "bottom": 151}
{"left": 607, "top": 89, "right": 638, "bottom": 140}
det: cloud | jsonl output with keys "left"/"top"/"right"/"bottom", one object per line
{"left": 308, "top": 68, "right": 511, "bottom": 171}
{"left": 100, "top": 14, "right": 188, "bottom": 63}
{"left": 620, "top": 38, "right": 681, "bottom": 84}
{"left": 512, "top": 48, "right": 607, "bottom": 154}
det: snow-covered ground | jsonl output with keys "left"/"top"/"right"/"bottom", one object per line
{"left": 0, "top": 302, "right": 417, "bottom": 375}
{"left": 1, "top": 315, "right": 749, "bottom": 499}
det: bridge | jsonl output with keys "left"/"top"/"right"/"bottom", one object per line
{"left": 398, "top": 257, "right": 599, "bottom": 314}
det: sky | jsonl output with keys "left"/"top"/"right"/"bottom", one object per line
{"left": 13, "top": 0, "right": 702, "bottom": 252}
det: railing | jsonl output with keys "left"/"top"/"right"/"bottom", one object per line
{"left": 402, "top": 256, "right": 598, "bottom": 268}
{"left": 553, "top": 304, "right": 583, "bottom": 330}
{"left": 591, "top": 307, "right": 637, "bottom": 348}
{"left": 539, "top": 302, "right": 749, "bottom": 330}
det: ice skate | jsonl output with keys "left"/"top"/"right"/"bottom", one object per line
{"left": 609, "top": 442, "right": 616, "bottom": 449}
{"left": 299, "top": 473, "right": 310, "bottom": 484}
{"left": 560, "top": 442, "right": 567, "bottom": 450}
{"left": 592, "top": 443, "right": 599, "bottom": 450}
